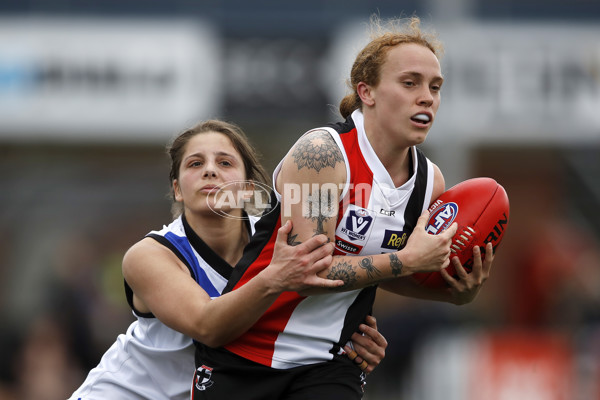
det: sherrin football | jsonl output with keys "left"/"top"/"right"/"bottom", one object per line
{"left": 412, "top": 177, "right": 510, "bottom": 289}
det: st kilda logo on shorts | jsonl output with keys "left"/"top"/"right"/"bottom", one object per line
{"left": 194, "top": 365, "right": 214, "bottom": 391}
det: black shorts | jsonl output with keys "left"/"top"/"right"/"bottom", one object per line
{"left": 192, "top": 346, "right": 366, "bottom": 400}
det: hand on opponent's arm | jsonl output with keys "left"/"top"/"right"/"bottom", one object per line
{"left": 123, "top": 220, "right": 340, "bottom": 348}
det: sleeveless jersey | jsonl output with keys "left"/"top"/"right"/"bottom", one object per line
{"left": 69, "top": 214, "right": 256, "bottom": 400}
{"left": 219, "top": 109, "right": 435, "bottom": 369}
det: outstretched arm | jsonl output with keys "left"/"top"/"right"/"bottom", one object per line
{"left": 123, "top": 220, "right": 341, "bottom": 348}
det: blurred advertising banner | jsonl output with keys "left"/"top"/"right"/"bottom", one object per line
{"left": 0, "top": 18, "right": 222, "bottom": 142}
{"left": 407, "top": 329, "right": 599, "bottom": 400}
{"left": 2, "top": 18, "right": 599, "bottom": 144}
{"left": 326, "top": 22, "right": 600, "bottom": 144}
{"left": 470, "top": 332, "right": 573, "bottom": 400}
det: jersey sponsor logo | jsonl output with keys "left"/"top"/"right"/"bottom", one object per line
{"left": 379, "top": 208, "right": 396, "bottom": 217}
{"left": 425, "top": 202, "right": 458, "bottom": 235}
{"left": 340, "top": 208, "right": 373, "bottom": 241}
{"left": 194, "top": 365, "right": 214, "bottom": 391}
{"left": 381, "top": 230, "right": 408, "bottom": 250}
{"left": 335, "top": 236, "right": 363, "bottom": 254}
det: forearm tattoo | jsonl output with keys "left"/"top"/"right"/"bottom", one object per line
{"left": 358, "top": 256, "right": 381, "bottom": 280}
{"left": 327, "top": 261, "right": 358, "bottom": 289}
{"left": 389, "top": 253, "right": 403, "bottom": 277}
{"left": 291, "top": 130, "right": 344, "bottom": 172}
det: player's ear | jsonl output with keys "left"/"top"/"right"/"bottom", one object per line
{"left": 173, "top": 179, "right": 183, "bottom": 202}
{"left": 357, "top": 82, "right": 375, "bottom": 106}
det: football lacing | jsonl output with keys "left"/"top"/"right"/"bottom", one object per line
{"left": 451, "top": 227, "right": 476, "bottom": 253}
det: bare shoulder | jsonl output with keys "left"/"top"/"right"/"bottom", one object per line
{"left": 289, "top": 128, "right": 345, "bottom": 173}
{"left": 431, "top": 162, "right": 446, "bottom": 201}
{"left": 122, "top": 237, "right": 185, "bottom": 279}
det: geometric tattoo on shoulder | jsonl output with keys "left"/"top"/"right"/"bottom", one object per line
{"left": 389, "top": 253, "right": 403, "bottom": 277}
{"left": 327, "top": 261, "right": 358, "bottom": 290}
{"left": 291, "top": 130, "right": 344, "bottom": 173}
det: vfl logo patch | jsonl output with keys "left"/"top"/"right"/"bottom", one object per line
{"left": 381, "top": 230, "right": 408, "bottom": 250}
{"left": 425, "top": 203, "right": 458, "bottom": 235}
{"left": 194, "top": 365, "right": 214, "bottom": 391}
{"left": 340, "top": 208, "right": 373, "bottom": 241}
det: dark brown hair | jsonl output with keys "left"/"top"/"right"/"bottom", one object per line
{"left": 167, "top": 119, "right": 269, "bottom": 217}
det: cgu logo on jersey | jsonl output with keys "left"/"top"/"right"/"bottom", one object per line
{"left": 381, "top": 230, "right": 408, "bottom": 250}
{"left": 425, "top": 202, "right": 458, "bottom": 235}
{"left": 340, "top": 207, "right": 373, "bottom": 241}
{"left": 194, "top": 365, "right": 214, "bottom": 391}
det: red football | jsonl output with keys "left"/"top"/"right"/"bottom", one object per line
{"left": 412, "top": 177, "right": 510, "bottom": 289}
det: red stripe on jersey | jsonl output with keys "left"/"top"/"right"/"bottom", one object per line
{"left": 333, "top": 127, "right": 375, "bottom": 256}
{"left": 338, "top": 127, "right": 374, "bottom": 216}
{"left": 225, "top": 219, "right": 305, "bottom": 366}
{"left": 232, "top": 219, "right": 281, "bottom": 290}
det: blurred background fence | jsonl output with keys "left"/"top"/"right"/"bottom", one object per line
{"left": 0, "top": 1, "right": 599, "bottom": 399}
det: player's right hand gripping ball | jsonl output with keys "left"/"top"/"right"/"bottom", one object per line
{"left": 413, "top": 177, "right": 510, "bottom": 289}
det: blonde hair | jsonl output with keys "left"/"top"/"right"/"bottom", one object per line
{"left": 339, "top": 15, "right": 444, "bottom": 119}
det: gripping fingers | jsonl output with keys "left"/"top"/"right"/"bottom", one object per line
{"left": 444, "top": 222, "right": 458, "bottom": 238}
{"left": 362, "top": 315, "right": 388, "bottom": 349}
{"left": 312, "top": 275, "right": 344, "bottom": 288}
{"left": 344, "top": 345, "right": 369, "bottom": 372}
{"left": 451, "top": 256, "right": 469, "bottom": 280}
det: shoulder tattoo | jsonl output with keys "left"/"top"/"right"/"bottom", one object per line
{"left": 291, "top": 130, "right": 344, "bottom": 172}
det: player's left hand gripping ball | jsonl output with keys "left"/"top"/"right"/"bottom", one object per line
{"left": 413, "top": 177, "right": 510, "bottom": 289}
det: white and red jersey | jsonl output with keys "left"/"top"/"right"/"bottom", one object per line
{"left": 220, "top": 109, "right": 435, "bottom": 369}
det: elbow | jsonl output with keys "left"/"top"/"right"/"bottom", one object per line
{"left": 190, "top": 328, "right": 230, "bottom": 348}
{"left": 200, "top": 335, "right": 227, "bottom": 348}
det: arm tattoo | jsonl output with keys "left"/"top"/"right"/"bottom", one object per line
{"left": 287, "top": 228, "right": 302, "bottom": 246}
{"left": 358, "top": 256, "right": 381, "bottom": 280}
{"left": 291, "top": 130, "right": 344, "bottom": 172}
{"left": 389, "top": 253, "right": 403, "bottom": 277}
{"left": 305, "top": 187, "right": 335, "bottom": 237}
{"left": 327, "top": 261, "right": 358, "bottom": 289}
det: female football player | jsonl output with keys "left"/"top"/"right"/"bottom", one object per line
{"left": 69, "top": 120, "right": 387, "bottom": 400}
{"left": 192, "top": 16, "right": 494, "bottom": 400}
